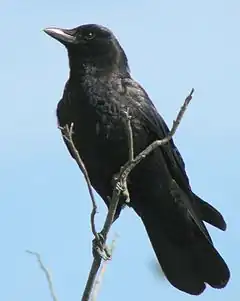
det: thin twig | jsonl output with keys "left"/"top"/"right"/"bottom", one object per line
{"left": 60, "top": 123, "right": 98, "bottom": 239}
{"left": 26, "top": 250, "right": 58, "bottom": 301}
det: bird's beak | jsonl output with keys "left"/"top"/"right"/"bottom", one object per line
{"left": 43, "top": 27, "right": 77, "bottom": 45}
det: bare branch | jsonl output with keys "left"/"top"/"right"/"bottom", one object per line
{"left": 60, "top": 123, "right": 98, "bottom": 239}
{"left": 26, "top": 250, "right": 58, "bottom": 301}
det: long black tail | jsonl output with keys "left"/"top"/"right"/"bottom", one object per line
{"left": 140, "top": 197, "right": 230, "bottom": 295}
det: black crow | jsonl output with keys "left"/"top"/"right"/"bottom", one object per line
{"left": 44, "top": 24, "right": 230, "bottom": 295}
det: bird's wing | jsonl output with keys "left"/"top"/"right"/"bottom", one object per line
{"left": 123, "top": 78, "right": 212, "bottom": 242}
{"left": 123, "top": 78, "right": 190, "bottom": 189}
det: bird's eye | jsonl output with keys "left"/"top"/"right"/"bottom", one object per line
{"left": 84, "top": 32, "right": 95, "bottom": 40}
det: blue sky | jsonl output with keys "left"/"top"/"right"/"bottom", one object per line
{"left": 0, "top": 0, "right": 239, "bottom": 300}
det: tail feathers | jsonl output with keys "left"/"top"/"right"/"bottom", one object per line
{"left": 147, "top": 227, "right": 206, "bottom": 295}
{"left": 142, "top": 214, "right": 230, "bottom": 295}
{"left": 194, "top": 238, "right": 230, "bottom": 288}
{"left": 195, "top": 194, "right": 227, "bottom": 231}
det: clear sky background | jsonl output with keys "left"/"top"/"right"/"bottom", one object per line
{"left": 1, "top": 0, "right": 239, "bottom": 300}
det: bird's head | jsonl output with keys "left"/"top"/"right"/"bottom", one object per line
{"left": 44, "top": 24, "right": 129, "bottom": 76}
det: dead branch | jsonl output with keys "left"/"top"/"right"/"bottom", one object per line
{"left": 26, "top": 250, "right": 58, "bottom": 301}
{"left": 60, "top": 123, "right": 98, "bottom": 239}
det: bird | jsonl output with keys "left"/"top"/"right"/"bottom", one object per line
{"left": 44, "top": 23, "right": 230, "bottom": 295}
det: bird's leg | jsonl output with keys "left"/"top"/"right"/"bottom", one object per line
{"left": 112, "top": 172, "right": 130, "bottom": 203}
{"left": 92, "top": 232, "right": 111, "bottom": 260}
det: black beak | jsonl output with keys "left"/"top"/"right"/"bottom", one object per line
{"left": 43, "top": 27, "right": 77, "bottom": 45}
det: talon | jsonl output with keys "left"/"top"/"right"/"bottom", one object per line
{"left": 111, "top": 172, "right": 120, "bottom": 187}
{"left": 92, "top": 232, "right": 111, "bottom": 260}
{"left": 122, "top": 189, "right": 130, "bottom": 203}
{"left": 117, "top": 180, "right": 130, "bottom": 203}
{"left": 103, "top": 245, "right": 112, "bottom": 260}
{"left": 116, "top": 182, "right": 124, "bottom": 192}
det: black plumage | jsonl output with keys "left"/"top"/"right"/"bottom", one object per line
{"left": 44, "top": 24, "right": 230, "bottom": 295}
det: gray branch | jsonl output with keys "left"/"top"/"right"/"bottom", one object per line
{"left": 60, "top": 123, "right": 99, "bottom": 239}
{"left": 26, "top": 250, "right": 58, "bottom": 301}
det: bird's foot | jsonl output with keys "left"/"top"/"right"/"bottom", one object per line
{"left": 117, "top": 181, "right": 130, "bottom": 203}
{"left": 92, "top": 232, "right": 111, "bottom": 260}
{"left": 112, "top": 173, "right": 130, "bottom": 203}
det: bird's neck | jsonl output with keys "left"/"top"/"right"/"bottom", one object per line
{"left": 68, "top": 52, "right": 130, "bottom": 81}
